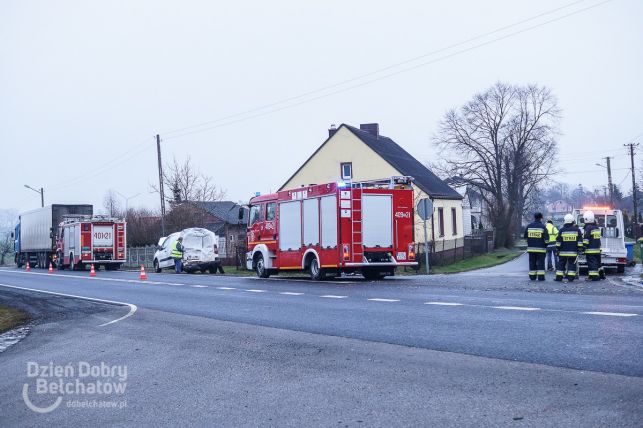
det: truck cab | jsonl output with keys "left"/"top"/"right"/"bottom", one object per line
{"left": 574, "top": 207, "right": 627, "bottom": 273}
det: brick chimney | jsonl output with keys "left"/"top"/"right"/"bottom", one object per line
{"left": 328, "top": 124, "right": 337, "bottom": 138}
{"left": 360, "top": 123, "right": 379, "bottom": 138}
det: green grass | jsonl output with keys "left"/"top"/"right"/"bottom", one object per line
{"left": 0, "top": 306, "right": 28, "bottom": 334}
{"left": 430, "top": 248, "right": 523, "bottom": 274}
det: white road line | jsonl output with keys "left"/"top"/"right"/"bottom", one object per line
{"left": 190, "top": 285, "right": 208, "bottom": 288}
{"left": 320, "top": 295, "right": 347, "bottom": 299}
{"left": 0, "top": 283, "right": 137, "bottom": 327}
{"left": 246, "top": 289, "right": 267, "bottom": 293}
{"left": 279, "top": 292, "right": 304, "bottom": 296}
{"left": 424, "top": 302, "right": 464, "bottom": 306}
{"left": 493, "top": 306, "right": 541, "bottom": 311}
{"left": 582, "top": 311, "right": 637, "bottom": 317}
{"left": 368, "top": 298, "right": 400, "bottom": 302}
{"left": 216, "top": 287, "right": 236, "bottom": 290}
{"left": 0, "top": 269, "right": 186, "bottom": 286}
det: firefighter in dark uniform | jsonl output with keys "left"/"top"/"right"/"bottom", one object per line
{"left": 582, "top": 210, "right": 605, "bottom": 281}
{"left": 523, "top": 212, "right": 548, "bottom": 281}
{"left": 555, "top": 213, "right": 584, "bottom": 282}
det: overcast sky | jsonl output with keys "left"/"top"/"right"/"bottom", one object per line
{"left": 2, "top": 0, "right": 641, "bottom": 215}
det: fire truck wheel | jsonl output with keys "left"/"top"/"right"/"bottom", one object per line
{"left": 56, "top": 252, "right": 63, "bottom": 270}
{"left": 362, "top": 268, "right": 385, "bottom": 281}
{"left": 69, "top": 257, "right": 75, "bottom": 271}
{"left": 309, "top": 258, "right": 323, "bottom": 281}
{"left": 255, "top": 254, "right": 270, "bottom": 278}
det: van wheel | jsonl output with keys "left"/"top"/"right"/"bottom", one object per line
{"left": 310, "top": 258, "right": 323, "bottom": 281}
{"left": 616, "top": 264, "right": 625, "bottom": 274}
{"left": 154, "top": 260, "right": 161, "bottom": 273}
{"left": 256, "top": 255, "right": 270, "bottom": 278}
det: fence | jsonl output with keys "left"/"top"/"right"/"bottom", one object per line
{"left": 414, "top": 230, "right": 495, "bottom": 269}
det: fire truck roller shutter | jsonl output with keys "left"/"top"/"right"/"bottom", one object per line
{"left": 362, "top": 194, "right": 393, "bottom": 248}
{"left": 303, "top": 198, "right": 320, "bottom": 246}
{"left": 279, "top": 200, "right": 302, "bottom": 251}
{"left": 320, "top": 195, "right": 337, "bottom": 248}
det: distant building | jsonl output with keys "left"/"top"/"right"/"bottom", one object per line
{"left": 280, "top": 123, "right": 464, "bottom": 259}
{"left": 190, "top": 201, "right": 248, "bottom": 263}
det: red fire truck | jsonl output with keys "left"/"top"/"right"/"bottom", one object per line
{"left": 55, "top": 215, "right": 127, "bottom": 271}
{"left": 246, "top": 176, "right": 418, "bottom": 280}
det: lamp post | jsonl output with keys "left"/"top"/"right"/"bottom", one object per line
{"left": 24, "top": 184, "right": 44, "bottom": 207}
{"left": 114, "top": 191, "right": 141, "bottom": 217}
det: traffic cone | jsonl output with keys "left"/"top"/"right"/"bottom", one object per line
{"left": 48, "top": 263, "right": 53, "bottom": 273}
{"left": 25, "top": 262, "right": 30, "bottom": 272}
{"left": 90, "top": 264, "right": 96, "bottom": 277}
{"left": 139, "top": 265, "right": 148, "bottom": 280}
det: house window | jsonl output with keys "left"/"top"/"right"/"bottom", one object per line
{"left": 340, "top": 162, "right": 352, "bottom": 180}
{"left": 438, "top": 207, "right": 444, "bottom": 237}
{"left": 451, "top": 207, "right": 457, "bottom": 235}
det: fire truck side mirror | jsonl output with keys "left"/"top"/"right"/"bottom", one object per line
{"left": 238, "top": 207, "right": 244, "bottom": 221}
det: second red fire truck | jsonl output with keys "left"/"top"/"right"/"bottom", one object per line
{"left": 246, "top": 176, "right": 418, "bottom": 280}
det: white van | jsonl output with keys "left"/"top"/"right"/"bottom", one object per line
{"left": 573, "top": 207, "right": 627, "bottom": 273}
{"left": 154, "top": 228, "right": 221, "bottom": 273}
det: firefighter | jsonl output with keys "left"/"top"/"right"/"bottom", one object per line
{"left": 545, "top": 218, "right": 559, "bottom": 271}
{"left": 582, "top": 210, "right": 605, "bottom": 281}
{"left": 555, "top": 214, "right": 583, "bottom": 282}
{"left": 171, "top": 237, "right": 184, "bottom": 274}
{"left": 523, "top": 212, "right": 549, "bottom": 281}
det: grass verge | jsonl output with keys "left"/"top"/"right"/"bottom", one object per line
{"left": 0, "top": 306, "right": 29, "bottom": 334}
{"left": 431, "top": 248, "right": 524, "bottom": 274}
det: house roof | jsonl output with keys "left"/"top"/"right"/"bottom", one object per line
{"left": 191, "top": 201, "right": 248, "bottom": 224}
{"left": 280, "top": 123, "right": 461, "bottom": 199}
{"left": 344, "top": 125, "right": 462, "bottom": 199}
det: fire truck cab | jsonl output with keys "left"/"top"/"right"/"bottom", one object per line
{"left": 246, "top": 176, "right": 418, "bottom": 280}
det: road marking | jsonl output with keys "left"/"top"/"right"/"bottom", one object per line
{"left": 320, "top": 295, "right": 347, "bottom": 299}
{"left": 190, "top": 285, "right": 208, "bottom": 288}
{"left": 0, "top": 269, "right": 187, "bottom": 285}
{"left": 368, "top": 298, "right": 400, "bottom": 302}
{"left": 246, "top": 289, "right": 267, "bottom": 293}
{"left": 280, "top": 292, "right": 304, "bottom": 296}
{"left": 216, "top": 287, "right": 236, "bottom": 290}
{"left": 424, "top": 302, "right": 463, "bottom": 306}
{"left": 0, "top": 283, "right": 137, "bottom": 327}
{"left": 493, "top": 306, "right": 541, "bottom": 311}
{"left": 582, "top": 311, "right": 637, "bottom": 317}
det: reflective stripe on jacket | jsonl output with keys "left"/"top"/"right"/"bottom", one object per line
{"left": 556, "top": 224, "right": 583, "bottom": 256}
{"left": 583, "top": 224, "right": 602, "bottom": 254}
{"left": 524, "top": 221, "right": 549, "bottom": 253}
{"left": 545, "top": 223, "right": 559, "bottom": 245}
{"left": 171, "top": 241, "right": 183, "bottom": 259}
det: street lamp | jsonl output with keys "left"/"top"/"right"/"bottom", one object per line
{"left": 24, "top": 184, "right": 44, "bottom": 207}
{"left": 114, "top": 191, "right": 141, "bottom": 215}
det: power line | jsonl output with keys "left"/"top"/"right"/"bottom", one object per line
{"left": 47, "top": 0, "right": 614, "bottom": 187}
{"left": 164, "top": 0, "right": 613, "bottom": 141}
{"left": 159, "top": 0, "right": 593, "bottom": 138}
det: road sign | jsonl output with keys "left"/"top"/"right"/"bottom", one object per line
{"left": 417, "top": 198, "right": 433, "bottom": 220}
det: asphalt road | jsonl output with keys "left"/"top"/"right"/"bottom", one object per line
{"left": 0, "top": 261, "right": 641, "bottom": 426}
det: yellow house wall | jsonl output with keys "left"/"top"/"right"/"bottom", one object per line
{"left": 281, "top": 126, "right": 464, "bottom": 247}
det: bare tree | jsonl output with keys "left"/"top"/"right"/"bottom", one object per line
{"left": 0, "top": 209, "right": 18, "bottom": 265}
{"left": 103, "top": 190, "right": 122, "bottom": 217}
{"left": 152, "top": 156, "right": 226, "bottom": 205}
{"left": 125, "top": 207, "right": 163, "bottom": 246}
{"left": 434, "top": 82, "right": 560, "bottom": 248}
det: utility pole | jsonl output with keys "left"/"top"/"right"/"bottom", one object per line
{"left": 604, "top": 156, "right": 614, "bottom": 206}
{"left": 156, "top": 134, "right": 166, "bottom": 236}
{"left": 625, "top": 143, "right": 639, "bottom": 239}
